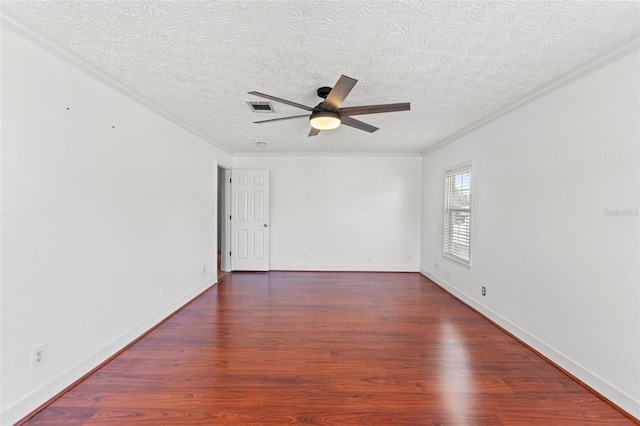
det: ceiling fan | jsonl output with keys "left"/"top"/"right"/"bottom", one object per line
{"left": 248, "top": 75, "right": 410, "bottom": 137}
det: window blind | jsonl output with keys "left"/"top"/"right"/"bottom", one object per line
{"left": 444, "top": 165, "right": 472, "bottom": 265}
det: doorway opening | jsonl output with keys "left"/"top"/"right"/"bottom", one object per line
{"left": 217, "top": 165, "right": 231, "bottom": 279}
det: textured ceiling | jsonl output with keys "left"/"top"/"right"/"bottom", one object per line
{"left": 3, "top": 1, "right": 639, "bottom": 154}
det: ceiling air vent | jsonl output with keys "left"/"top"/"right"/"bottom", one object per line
{"left": 247, "top": 101, "right": 275, "bottom": 113}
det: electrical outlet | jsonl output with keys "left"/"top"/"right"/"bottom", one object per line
{"left": 367, "top": 257, "right": 373, "bottom": 264}
{"left": 482, "top": 286, "right": 486, "bottom": 296}
{"left": 435, "top": 262, "right": 439, "bottom": 270}
{"left": 407, "top": 254, "right": 413, "bottom": 262}
{"left": 302, "top": 252, "right": 308, "bottom": 260}
{"left": 32, "top": 343, "right": 47, "bottom": 370}
{"left": 160, "top": 287, "right": 166, "bottom": 297}
{"left": 202, "top": 265, "right": 206, "bottom": 275}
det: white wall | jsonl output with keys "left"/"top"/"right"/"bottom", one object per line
{"left": 420, "top": 50, "right": 639, "bottom": 418}
{"left": 234, "top": 155, "right": 422, "bottom": 271}
{"left": 0, "top": 26, "right": 230, "bottom": 424}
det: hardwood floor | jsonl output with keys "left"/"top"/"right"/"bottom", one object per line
{"left": 21, "top": 272, "right": 633, "bottom": 425}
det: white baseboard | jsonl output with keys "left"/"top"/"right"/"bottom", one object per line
{"left": 2, "top": 278, "right": 217, "bottom": 426}
{"left": 270, "top": 264, "right": 420, "bottom": 272}
{"left": 419, "top": 268, "right": 640, "bottom": 421}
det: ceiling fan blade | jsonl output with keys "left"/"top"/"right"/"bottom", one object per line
{"left": 323, "top": 75, "right": 358, "bottom": 111}
{"left": 248, "top": 91, "right": 314, "bottom": 111}
{"left": 254, "top": 114, "right": 309, "bottom": 124}
{"left": 308, "top": 127, "right": 321, "bottom": 137}
{"left": 339, "top": 102, "right": 410, "bottom": 116}
{"left": 340, "top": 116, "right": 379, "bottom": 133}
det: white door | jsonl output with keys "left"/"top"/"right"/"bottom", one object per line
{"left": 231, "top": 170, "right": 270, "bottom": 271}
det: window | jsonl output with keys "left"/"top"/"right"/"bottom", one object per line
{"left": 444, "top": 164, "right": 472, "bottom": 265}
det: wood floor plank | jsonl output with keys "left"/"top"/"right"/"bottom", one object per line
{"left": 20, "top": 272, "right": 634, "bottom": 425}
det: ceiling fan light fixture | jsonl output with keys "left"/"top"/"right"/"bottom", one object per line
{"left": 309, "top": 110, "right": 341, "bottom": 130}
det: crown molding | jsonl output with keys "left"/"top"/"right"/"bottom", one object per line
{"left": 1, "top": 11, "right": 234, "bottom": 158}
{"left": 232, "top": 151, "right": 422, "bottom": 158}
{"left": 422, "top": 34, "right": 640, "bottom": 156}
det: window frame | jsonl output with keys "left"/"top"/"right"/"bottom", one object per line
{"left": 443, "top": 162, "right": 473, "bottom": 267}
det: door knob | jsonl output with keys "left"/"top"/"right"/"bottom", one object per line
{"left": 264, "top": 224, "right": 268, "bottom": 228}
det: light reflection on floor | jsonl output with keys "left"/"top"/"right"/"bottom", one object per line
{"left": 439, "top": 321, "right": 473, "bottom": 425}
